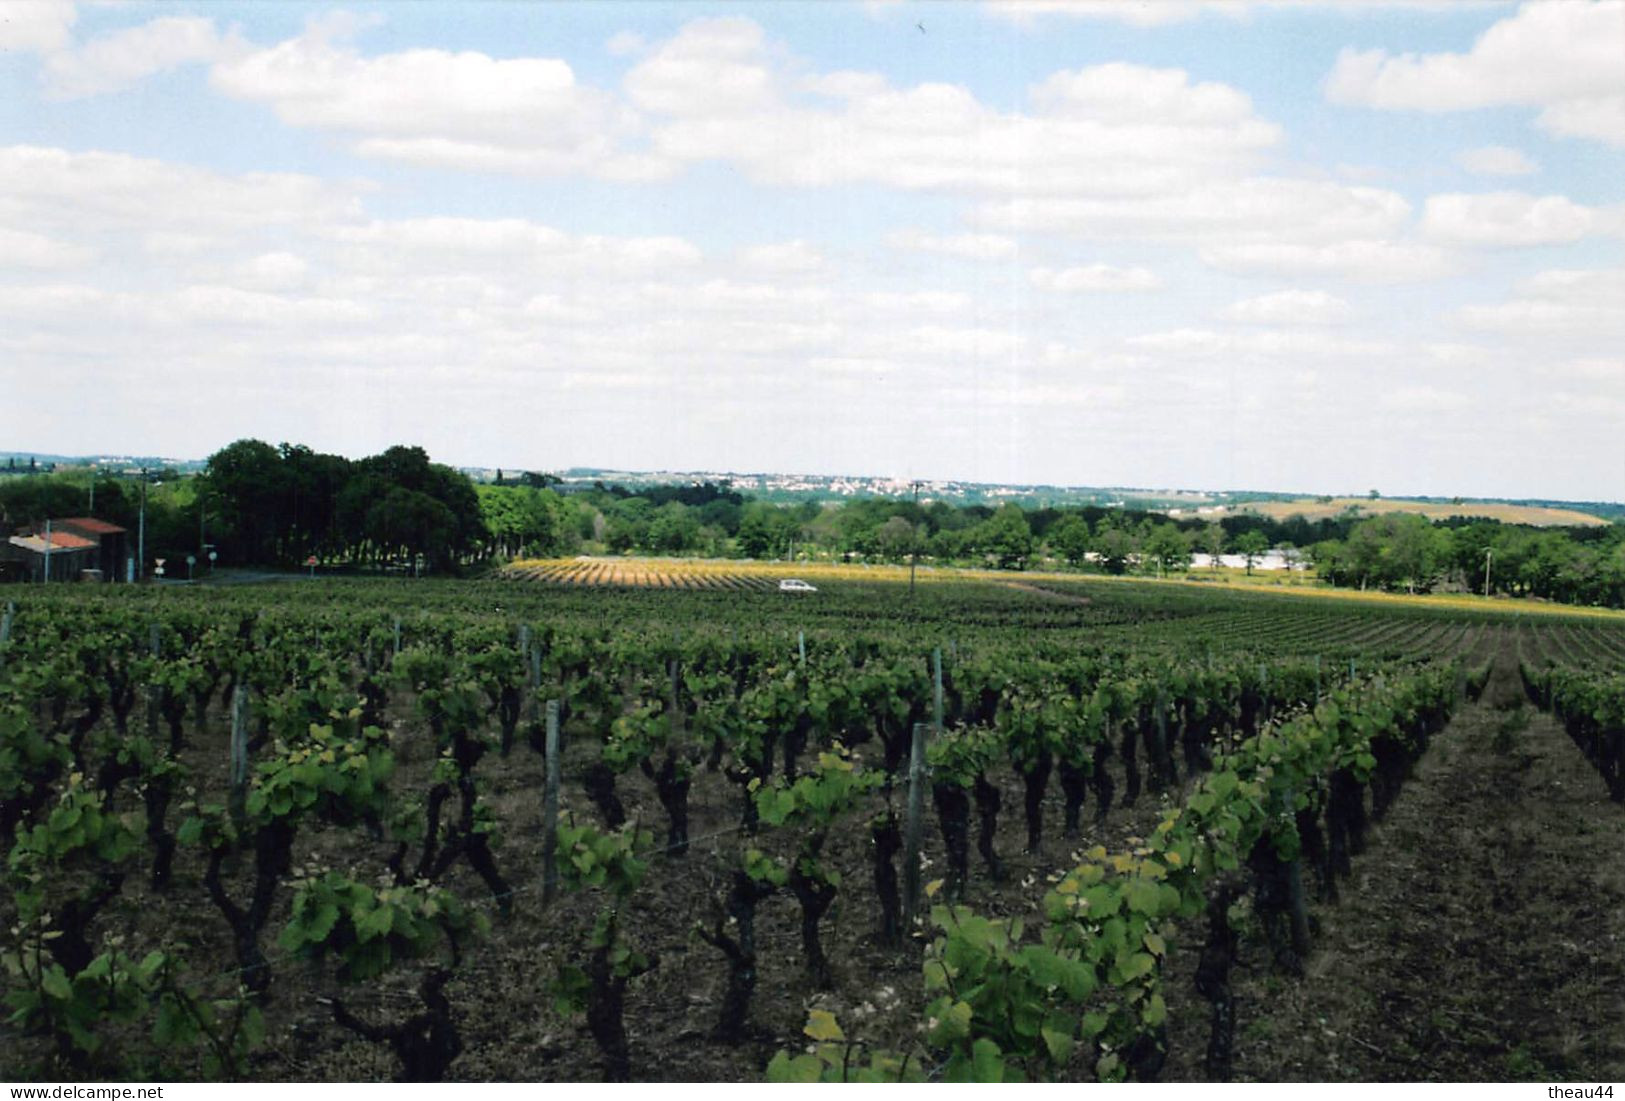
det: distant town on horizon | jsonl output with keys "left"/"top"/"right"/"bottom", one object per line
{"left": 4, "top": 447, "right": 1622, "bottom": 521}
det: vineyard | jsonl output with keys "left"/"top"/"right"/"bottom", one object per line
{"left": 1, "top": 575, "right": 1622, "bottom": 1082}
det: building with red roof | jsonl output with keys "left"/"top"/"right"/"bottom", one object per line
{"left": 2, "top": 518, "right": 129, "bottom": 581}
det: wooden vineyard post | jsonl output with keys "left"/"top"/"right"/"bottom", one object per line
{"left": 902, "top": 721, "right": 929, "bottom": 937}
{"left": 542, "top": 700, "right": 561, "bottom": 906}
{"left": 0, "top": 601, "right": 14, "bottom": 672}
{"left": 932, "top": 647, "right": 944, "bottom": 734}
{"left": 393, "top": 616, "right": 402, "bottom": 656}
{"left": 1259, "top": 663, "right": 1271, "bottom": 727}
{"left": 228, "top": 686, "right": 249, "bottom": 824}
{"left": 1283, "top": 786, "right": 1312, "bottom": 961}
{"left": 1315, "top": 655, "right": 1322, "bottom": 705}
{"left": 527, "top": 638, "right": 542, "bottom": 745}
{"left": 1155, "top": 686, "right": 1170, "bottom": 788}
{"left": 798, "top": 631, "right": 806, "bottom": 666}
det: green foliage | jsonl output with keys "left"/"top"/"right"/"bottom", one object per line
{"left": 922, "top": 906, "right": 1092, "bottom": 1081}
{"left": 551, "top": 909, "right": 651, "bottom": 1015}
{"left": 3, "top": 945, "right": 163, "bottom": 1060}
{"left": 279, "top": 873, "right": 485, "bottom": 981}
{"left": 554, "top": 818, "right": 652, "bottom": 897}
{"left": 754, "top": 745, "right": 882, "bottom": 830}
{"left": 766, "top": 1011, "right": 924, "bottom": 1082}
{"left": 742, "top": 847, "right": 789, "bottom": 888}
{"left": 2, "top": 941, "right": 262, "bottom": 1079}
{"left": 10, "top": 781, "right": 138, "bottom": 878}
{"left": 927, "top": 724, "right": 1003, "bottom": 788}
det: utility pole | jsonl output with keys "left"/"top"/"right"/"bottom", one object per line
{"left": 1483, "top": 547, "right": 1493, "bottom": 598}
{"left": 908, "top": 480, "right": 922, "bottom": 598}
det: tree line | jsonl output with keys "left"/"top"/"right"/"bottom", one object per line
{"left": 3, "top": 440, "right": 1622, "bottom": 607}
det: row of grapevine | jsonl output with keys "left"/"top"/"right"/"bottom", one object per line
{"left": 0, "top": 580, "right": 1548, "bottom": 1082}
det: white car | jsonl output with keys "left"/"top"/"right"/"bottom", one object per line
{"left": 778, "top": 578, "right": 817, "bottom": 593}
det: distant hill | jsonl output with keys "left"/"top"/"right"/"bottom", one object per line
{"left": 5, "top": 450, "right": 1620, "bottom": 523}
{"left": 1232, "top": 497, "right": 1611, "bottom": 528}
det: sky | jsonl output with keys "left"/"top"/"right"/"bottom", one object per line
{"left": 1, "top": 0, "right": 1623, "bottom": 500}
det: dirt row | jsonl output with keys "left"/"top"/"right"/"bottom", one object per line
{"left": 1202, "top": 647, "right": 1625, "bottom": 1081}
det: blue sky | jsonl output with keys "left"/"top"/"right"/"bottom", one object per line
{"left": 2, "top": 0, "right": 1622, "bottom": 498}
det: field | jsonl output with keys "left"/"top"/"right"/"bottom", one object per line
{"left": 1235, "top": 497, "right": 1609, "bottom": 528}
{"left": 1, "top": 574, "right": 1622, "bottom": 1083}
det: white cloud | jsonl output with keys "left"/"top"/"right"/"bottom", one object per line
{"left": 987, "top": 1, "right": 1494, "bottom": 27}
{"left": 984, "top": 177, "right": 1411, "bottom": 244}
{"left": 1456, "top": 144, "right": 1538, "bottom": 177}
{"left": 1456, "top": 267, "right": 1625, "bottom": 343}
{"left": 626, "top": 21, "right": 1279, "bottom": 196}
{"left": 0, "top": 226, "right": 94, "bottom": 270}
{"left": 210, "top": 17, "right": 656, "bottom": 179}
{"left": 330, "top": 217, "right": 703, "bottom": 275}
{"left": 886, "top": 230, "right": 1019, "bottom": 261}
{"left": 737, "top": 239, "right": 824, "bottom": 274}
{"left": 1219, "top": 289, "right": 1354, "bottom": 325}
{"left": 985, "top": 1, "right": 1250, "bottom": 28}
{"left": 1383, "top": 384, "right": 1471, "bottom": 412}
{"left": 1125, "top": 326, "right": 1390, "bottom": 359}
{"left": 1029, "top": 62, "right": 1262, "bottom": 128}
{"left": 1325, "top": 1, "right": 1625, "bottom": 147}
{"left": 238, "top": 251, "right": 309, "bottom": 292}
{"left": 0, "top": 283, "right": 115, "bottom": 321}
{"left": 1422, "top": 191, "right": 1622, "bottom": 247}
{"left": 861, "top": 291, "right": 972, "bottom": 314}
{"left": 0, "top": 0, "right": 76, "bottom": 54}
{"left": 623, "top": 17, "right": 773, "bottom": 118}
{"left": 43, "top": 16, "right": 243, "bottom": 99}
{"left": 0, "top": 145, "right": 366, "bottom": 239}
{"left": 171, "top": 285, "right": 374, "bottom": 328}
{"left": 1199, "top": 238, "right": 1455, "bottom": 282}
{"left": 1520, "top": 267, "right": 1625, "bottom": 308}
{"left": 1030, "top": 264, "right": 1163, "bottom": 292}
{"left": 1552, "top": 356, "right": 1625, "bottom": 384}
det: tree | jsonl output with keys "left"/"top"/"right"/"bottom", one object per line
{"left": 1234, "top": 530, "right": 1270, "bottom": 575}
{"left": 645, "top": 502, "right": 699, "bottom": 554}
{"left": 875, "top": 515, "right": 916, "bottom": 563}
{"left": 974, "top": 505, "right": 1034, "bottom": 570}
{"left": 1309, "top": 539, "right": 1349, "bottom": 585}
{"left": 1142, "top": 524, "right": 1191, "bottom": 576}
{"left": 1093, "top": 526, "right": 1134, "bottom": 576}
{"left": 735, "top": 503, "right": 797, "bottom": 560}
{"left": 1200, "top": 524, "right": 1225, "bottom": 570}
{"left": 1048, "top": 515, "right": 1091, "bottom": 567}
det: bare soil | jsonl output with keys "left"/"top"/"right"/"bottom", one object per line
{"left": 1182, "top": 650, "right": 1625, "bottom": 1081}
